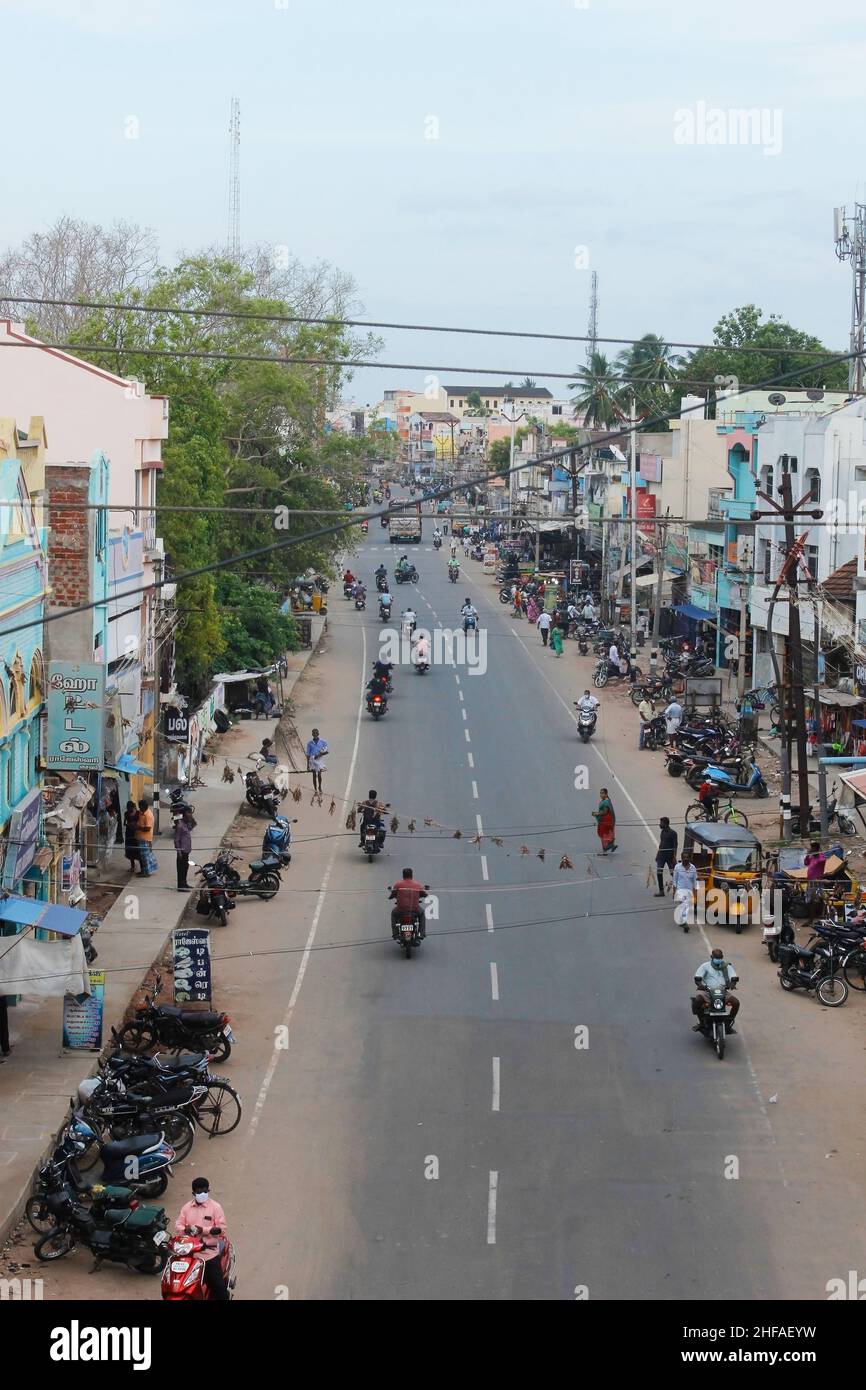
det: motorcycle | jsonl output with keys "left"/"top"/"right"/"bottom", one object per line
{"left": 379, "top": 599, "right": 392, "bottom": 621}
{"left": 696, "top": 757, "right": 769, "bottom": 800}
{"left": 67, "top": 1115, "right": 176, "bottom": 1198}
{"left": 371, "top": 663, "right": 394, "bottom": 693}
{"left": 630, "top": 678, "right": 674, "bottom": 708}
{"left": 640, "top": 714, "right": 668, "bottom": 751}
{"left": 77, "top": 1073, "right": 199, "bottom": 1163}
{"left": 211, "top": 848, "right": 282, "bottom": 901}
{"left": 361, "top": 819, "right": 385, "bottom": 861}
{"left": 462, "top": 613, "right": 477, "bottom": 634}
{"left": 449, "top": 567, "right": 460, "bottom": 584}
{"left": 367, "top": 691, "right": 388, "bottom": 720}
{"left": 194, "top": 861, "right": 235, "bottom": 927}
{"left": 115, "top": 973, "right": 235, "bottom": 1062}
{"left": 243, "top": 770, "right": 283, "bottom": 818}
{"left": 762, "top": 912, "right": 795, "bottom": 963}
{"left": 394, "top": 566, "right": 418, "bottom": 584}
{"left": 34, "top": 1189, "right": 169, "bottom": 1273}
{"left": 376, "top": 573, "right": 389, "bottom": 593}
{"left": 682, "top": 751, "right": 750, "bottom": 789}
{"left": 574, "top": 704, "right": 597, "bottom": 743}
{"left": 414, "top": 652, "right": 430, "bottom": 673}
{"left": 392, "top": 886, "right": 429, "bottom": 959}
{"left": 433, "top": 536, "right": 442, "bottom": 550}
{"left": 592, "top": 658, "right": 641, "bottom": 689}
{"left": 360, "top": 521, "right": 368, "bottom": 535}
{"left": 343, "top": 580, "right": 355, "bottom": 599}
{"left": 790, "top": 784, "right": 856, "bottom": 837}
{"left": 694, "top": 988, "right": 735, "bottom": 1061}
{"left": 354, "top": 592, "right": 366, "bottom": 611}
{"left": 778, "top": 940, "right": 848, "bottom": 1005}
{"left": 161, "top": 1228, "right": 236, "bottom": 1300}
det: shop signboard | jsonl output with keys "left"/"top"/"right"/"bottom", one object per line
{"left": 46, "top": 662, "right": 105, "bottom": 770}
{"left": 165, "top": 707, "right": 190, "bottom": 742}
{"left": 62, "top": 970, "right": 105, "bottom": 1051}
{"left": 172, "top": 927, "right": 212, "bottom": 1004}
{"left": 2, "top": 787, "right": 42, "bottom": 888}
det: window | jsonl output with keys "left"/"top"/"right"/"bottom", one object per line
{"left": 806, "top": 545, "right": 819, "bottom": 580}
{"left": 449, "top": 399, "right": 454, "bottom": 408}
{"left": 762, "top": 540, "right": 772, "bottom": 583}
{"left": 552, "top": 405, "right": 563, "bottom": 416}
{"left": 807, "top": 471, "right": 820, "bottom": 502}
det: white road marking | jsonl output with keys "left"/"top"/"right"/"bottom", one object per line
{"left": 464, "top": 728, "right": 471, "bottom": 743}
{"left": 487, "top": 1171, "right": 498, "bottom": 1245}
{"left": 461, "top": 708, "right": 467, "bottom": 721}
{"left": 490, "top": 961, "right": 499, "bottom": 1000}
{"left": 458, "top": 690, "right": 464, "bottom": 702}
{"left": 476, "top": 814, "right": 484, "bottom": 835}
{"left": 492, "top": 1056, "right": 500, "bottom": 1111}
{"left": 467, "top": 751, "right": 474, "bottom": 769}
{"left": 455, "top": 673, "right": 461, "bottom": 685}
{"left": 481, "top": 855, "right": 489, "bottom": 881}
{"left": 472, "top": 780, "right": 479, "bottom": 799}
{"left": 485, "top": 902, "right": 494, "bottom": 932}
{"left": 248, "top": 626, "right": 367, "bottom": 1142}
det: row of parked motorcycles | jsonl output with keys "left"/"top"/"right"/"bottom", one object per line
{"left": 25, "top": 995, "right": 241, "bottom": 1296}
{"left": 194, "top": 814, "right": 295, "bottom": 926}
{"left": 662, "top": 714, "right": 770, "bottom": 800}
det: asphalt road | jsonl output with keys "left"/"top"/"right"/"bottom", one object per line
{"left": 20, "top": 494, "right": 866, "bottom": 1301}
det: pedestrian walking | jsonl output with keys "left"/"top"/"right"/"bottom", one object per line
{"left": 592, "top": 788, "right": 617, "bottom": 854}
{"left": 672, "top": 850, "right": 698, "bottom": 930}
{"left": 537, "top": 610, "right": 552, "bottom": 646}
{"left": 174, "top": 808, "right": 195, "bottom": 891}
{"left": 124, "top": 801, "right": 141, "bottom": 874}
{"left": 654, "top": 816, "right": 678, "bottom": 895}
{"left": 664, "top": 697, "right": 683, "bottom": 746}
{"left": 136, "top": 797, "right": 157, "bottom": 877}
{"left": 550, "top": 624, "right": 564, "bottom": 657}
{"left": 306, "top": 727, "right": 329, "bottom": 795}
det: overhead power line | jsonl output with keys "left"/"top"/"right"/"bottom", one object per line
{"left": 0, "top": 343, "right": 857, "bottom": 643}
{"left": 0, "top": 294, "right": 848, "bottom": 360}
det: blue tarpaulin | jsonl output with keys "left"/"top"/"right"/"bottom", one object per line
{"left": 107, "top": 753, "right": 153, "bottom": 777}
{"left": 673, "top": 603, "right": 714, "bottom": 623}
{"left": 0, "top": 895, "right": 87, "bottom": 937}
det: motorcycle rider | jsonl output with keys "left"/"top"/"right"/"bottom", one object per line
{"left": 461, "top": 599, "right": 478, "bottom": 633}
{"left": 175, "top": 1176, "right": 230, "bottom": 1301}
{"left": 402, "top": 607, "right": 417, "bottom": 637}
{"left": 343, "top": 569, "right": 355, "bottom": 594}
{"left": 378, "top": 587, "right": 393, "bottom": 616}
{"left": 697, "top": 774, "right": 719, "bottom": 820}
{"left": 608, "top": 639, "right": 620, "bottom": 675}
{"left": 358, "top": 789, "right": 389, "bottom": 849}
{"left": 692, "top": 948, "right": 740, "bottom": 1033}
{"left": 575, "top": 689, "right": 599, "bottom": 716}
{"left": 413, "top": 631, "right": 431, "bottom": 667}
{"left": 433, "top": 525, "right": 442, "bottom": 544}
{"left": 372, "top": 658, "right": 394, "bottom": 685}
{"left": 367, "top": 671, "right": 389, "bottom": 702}
{"left": 396, "top": 553, "right": 412, "bottom": 578}
{"left": 448, "top": 557, "right": 460, "bottom": 581}
{"left": 375, "top": 563, "right": 388, "bottom": 590}
{"left": 449, "top": 537, "right": 458, "bottom": 560}
{"left": 389, "top": 867, "right": 428, "bottom": 941}
{"left": 354, "top": 581, "right": 366, "bottom": 605}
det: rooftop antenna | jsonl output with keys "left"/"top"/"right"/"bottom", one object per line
{"left": 586, "top": 270, "right": 598, "bottom": 364}
{"left": 227, "top": 97, "right": 241, "bottom": 261}
{"left": 834, "top": 202, "right": 866, "bottom": 393}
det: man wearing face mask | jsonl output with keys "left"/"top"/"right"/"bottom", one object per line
{"left": 175, "top": 1176, "right": 230, "bottom": 1300}
{"left": 692, "top": 948, "right": 740, "bottom": 1034}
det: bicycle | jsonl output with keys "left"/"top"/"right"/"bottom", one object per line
{"left": 685, "top": 798, "right": 749, "bottom": 828}
{"left": 739, "top": 684, "right": 780, "bottom": 728}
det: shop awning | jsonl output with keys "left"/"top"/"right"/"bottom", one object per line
{"left": 839, "top": 769, "right": 866, "bottom": 800}
{"left": 106, "top": 753, "right": 153, "bottom": 777}
{"left": 0, "top": 894, "right": 88, "bottom": 937}
{"left": 634, "top": 569, "right": 677, "bottom": 587}
{"left": 806, "top": 688, "right": 865, "bottom": 709}
{"left": 673, "top": 603, "right": 716, "bottom": 623}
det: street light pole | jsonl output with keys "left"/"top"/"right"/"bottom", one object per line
{"left": 501, "top": 400, "right": 526, "bottom": 539}
{"left": 629, "top": 392, "right": 638, "bottom": 673}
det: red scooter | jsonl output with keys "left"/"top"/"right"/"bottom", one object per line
{"left": 161, "top": 1227, "right": 236, "bottom": 1300}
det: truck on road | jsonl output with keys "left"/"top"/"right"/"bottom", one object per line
{"left": 388, "top": 511, "right": 422, "bottom": 544}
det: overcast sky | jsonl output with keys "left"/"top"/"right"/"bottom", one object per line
{"left": 3, "top": 0, "right": 865, "bottom": 403}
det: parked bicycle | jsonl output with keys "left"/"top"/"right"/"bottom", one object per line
{"left": 685, "top": 796, "right": 749, "bottom": 828}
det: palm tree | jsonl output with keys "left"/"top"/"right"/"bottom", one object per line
{"left": 615, "top": 334, "right": 682, "bottom": 388}
{"left": 569, "top": 352, "right": 621, "bottom": 428}
{"left": 519, "top": 376, "right": 537, "bottom": 389}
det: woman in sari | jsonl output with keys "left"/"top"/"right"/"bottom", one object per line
{"left": 593, "top": 788, "right": 617, "bottom": 854}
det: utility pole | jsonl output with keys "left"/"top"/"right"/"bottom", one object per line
{"left": 650, "top": 515, "right": 668, "bottom": 674}
{"left": 227, "top": 97, "right": 241, "bottom": 261}
{"left": 753, "top": 453, "right": 822, "bottom": 839}
{"left": 501, "top": 400, "right": 526, "bottom": 540}
{"left": 628, "top": 392, "right": 638, "bottom": 672}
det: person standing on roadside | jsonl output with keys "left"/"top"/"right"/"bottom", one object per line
{"left": 664, "top": 696, "right": 683, "bottom": 746}
{"left": 306, "top": 728, "right": 329, "bottom": 795}
{"left": 672, "top": 849, "right": 698, "bottom": 930}
{"left": 136, "top": 797, "right": 155, "bottom": 877}
{"left": 654, "top": 817, "right": 678, "bottom": 895}
{"left": 537, "top": 609, "right": 552, "bottom": 647}
{"left": 124, "top": 801, "right": 141, "bottom": 875}
{"left": 174, "top": 807, "right": 195, "bottom": 892}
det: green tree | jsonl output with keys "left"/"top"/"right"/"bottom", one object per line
{"left": 216, "top": 574, "right": 299, "bottom": 671}
{"left": 569, "top": 352, "right": 622, "bottom": 428}
{"left": 488, "top": 438, "right": 511, "bottom": 473}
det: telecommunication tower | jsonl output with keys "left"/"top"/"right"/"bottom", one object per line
{"left": 586, "top": 270, "right": 598, "bottom": 363}
{"left": 227, "top": 97, "right": 241, "bottom": 261}
{"left": 834, "top": 203, "right": 866, "bottom": 393}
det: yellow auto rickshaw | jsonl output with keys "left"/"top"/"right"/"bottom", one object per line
{"left": 683, "top": 821, "right": 763, "bottom": 933}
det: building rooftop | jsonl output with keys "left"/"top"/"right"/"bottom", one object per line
{"left": 443, "top": 385, "right": 553, "bottom": 399}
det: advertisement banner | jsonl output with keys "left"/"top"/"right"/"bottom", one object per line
{"left": 637, "top": 492, "right": 656, "bottom": 520}
{"left": 46, "top": 662, "right": 106, "bottom": 770}
{"left": 638, "top": 453, "right": 662, "bottom": 482}
{"left": 62, "top": 969, "right": 105, "bottom": 1051}
{"left": 172, "top": 927, "right": 212, "bottom": 1004}
{"left": 2, "top": 787, "right": 42, "bottom": 888}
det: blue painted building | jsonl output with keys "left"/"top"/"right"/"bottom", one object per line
{"left": 715, "top": 422, "right": 762, "bottom": 670}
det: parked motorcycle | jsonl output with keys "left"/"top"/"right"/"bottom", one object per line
{"left": 694, "top": 987, "right": 735, "bottom": 1060}
{"left": 630, "top": 678, "right": 674, "bottom": 708}
{"left": 640, "top": 714, "right": 668, "bottom": 751}
{"left": 762, "top": 913, "right": 796, "bottom": 963}
{"left": 367, "top": 691, "right": 388, "bottom": 720}
{"left": 161, "top": 1227, "right": 236, "bottom": 1300}
{"left": 34, "top": 1189, "right": 169, "bottom": 1273}
{"left": 194, "top": 861, "right": 235, "bottom": 927}
{"left": 68, "top": 1115, "right": 176, "bottom": 1198}
{"left": 498, "top": 586, "right": 512, "bottom": 604}
{"left": 115, "top": 973, "right": 235, "bottom": 1061}
{"left": 778, "top": 940, "right": 848, "bottom": 1005}
{"left": 211, "top": 848, "right": 281, "bottom": 901}
{"left": 592, "top": 658, "right": 641, "bottom": 689}
{"left": 695, "top": 756, "right": 769, "bottom": 799}
{"left": 262, "top": 814, "right": 294, "bottom": 866}
{"left": 77, "top": 1073, "right": 199, "bottom": 1162}
{"left": 243, "top": 770, "right": 282, "bottom": 818}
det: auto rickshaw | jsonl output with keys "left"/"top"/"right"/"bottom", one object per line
{"left": 683, "top": 821, "right": 763, "bottom": 933}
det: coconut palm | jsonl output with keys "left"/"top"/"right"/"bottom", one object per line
{"left": 568, "top": 352, "right": 621, "bottom": 428}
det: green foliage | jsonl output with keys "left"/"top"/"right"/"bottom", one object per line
{"left": 216, "top": 574, "right": 299, "bottom": 673}
{"left": 487, "top": 438, "right": 511, "bottom": 473}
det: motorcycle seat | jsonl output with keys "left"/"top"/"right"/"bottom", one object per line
{"left": 102, "top": 1207, "right": 133, "bottom": 1226}
{"left": 158, "top": 1005, "right": 222, "bottom": 1027}
{"left": 156, "top": 1051, "right": 208, "bottom": 1071}
{"left": 128, "top": 1084, "right": 194, "bottom": 1107}
{"left": 100, "top": 1134, "right": 163, "bottom": 1162}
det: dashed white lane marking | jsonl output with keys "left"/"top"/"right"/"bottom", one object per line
{"left": 492, "top": 1056, "right": 501, "bottom": 1111}
{"left": 455, "top": 673, "right": 461, "bottom": 685}
{"left": 485, "top": 902, "right": 494, "bottom": 932}
{"left": 461, "top": 708, "right": 467, "bottom": 721}
{"left": 490, "top": 962, "right": 499, "bottom": 1000}
{"left": 481, "top": 855, "right": 489, "bottom": 881}
{"left": 464, "top": 728, "right": 471, "bottom": 743}
{"left": 458, "top": 689, "right": 464, "bottom": 702}
{"left": 487, "top": 1171, "right": 498, "bottom": 1245}
{"left": 467, "top": 751, "right": 475, "bottom": 769}
{"left": 472, "top": 780, "right": 479, "bottom": 799}
{"left": 476, "top": 814, "right": 484, "bottom": 835}
{"left": 248, "top": 626, "right": 367, "bottom": 1141}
